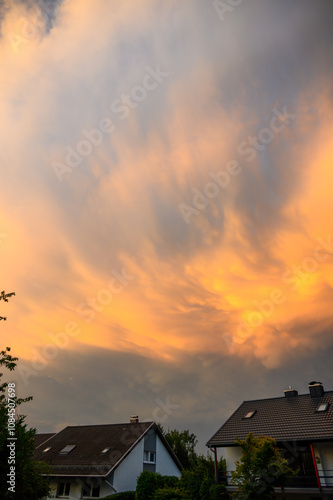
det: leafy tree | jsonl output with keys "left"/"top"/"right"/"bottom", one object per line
{"left": 0, "top": 291, "right": 51, "bottom": 499}
{"left": 160, "top": 426, "right": 198, "bottom": 470}
{"left": 0, "top": 291, "right": 15, "bottom": 321}
{"left": 180, "top": 453, "right": 226, "bottom": 499}
{"left": 230, "top": 433, "right": 298, "bottom": 499}
{"left": 158, "top": 425, "right": 227, "bottom": 498}
{"left": 180, "top": 468, "right": 204, "bottom": 500}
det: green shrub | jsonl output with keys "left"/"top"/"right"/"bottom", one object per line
{"left": 180, "top": 469, "right": 205, "bottom": 500}
{"left": 153, "top": 486, "right": 191, "bottom": 499}
{"left": 209, "top": 484, "right": 229, "bottom": 499}
{"left": 135, "top": 471, "right": 164, "bottom": 500}
{"left": 161, "top": 475, "right": 180, "bottom": 489}
{"left": 101, "top": 491, "right": 135, "bottom": 500}
{"left": 199, "top": 476, "right": 215, "bottom": 500}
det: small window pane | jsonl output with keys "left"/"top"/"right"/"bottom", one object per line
{"left": 82, "top": 481, "right": 100, "bottom": 498}
{"left": 57, "top": 482, "right": 70, "bottom": 497}
{"left": 144, "top": 451, "right": 156, "bottom": 463}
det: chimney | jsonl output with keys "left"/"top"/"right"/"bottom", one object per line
{"left": 309, "top": 381, "right": 324, "bottom": 398}
{"left": 284, "top": 386, "right": 298, "bottom": 398}
{"left": 130, "top": 415, "right": 139, "bottom": 423}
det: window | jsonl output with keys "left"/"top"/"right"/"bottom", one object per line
{"left": 59, "top": 444, "right": 76, "bottom": 455}
{"left": 82, "top": 480, "right": 100, "bottom": 498}
{"left": 144, "top": 451, "right": 156, "bottom": 463}
{"left": 243, "top": 410, "right": 256, "bottom": 419}
{"left": 57, "top": 482, "right": 70, "bottom": 498}
{"left": 316, "top": 403, "right": 329, "bottom": 412}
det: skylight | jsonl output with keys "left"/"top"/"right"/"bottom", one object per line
{"left": 243, "top": 411, "right": 256, "bottom": 419}
{"left": 101, "top": 447, "right": 110, "bottom": 454}
{"left": 59, "top": 444, "right": 76, "bottom": 455}
{"left": 42, "top": 447, "right": 51, "bottom": 453}
{"left": 316, "top": 403, "right": 329, "bottom": 412}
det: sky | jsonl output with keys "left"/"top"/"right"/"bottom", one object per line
{"left": 1, "top": 0, "right": 333, "bottom": 453}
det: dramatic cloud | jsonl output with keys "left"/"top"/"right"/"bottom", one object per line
{"left": 1, "top": 0, "right": 333, "bottom": 449}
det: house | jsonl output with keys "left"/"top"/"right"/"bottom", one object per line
{"left": 34, "top": 418, "right": 182, "bottom": 499}
{"left": 206, "top": 382, "right": 333, "bottom": 499}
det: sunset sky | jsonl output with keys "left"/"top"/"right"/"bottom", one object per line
{"left": 1, "top": 0, "right": 333, "bottom": 452}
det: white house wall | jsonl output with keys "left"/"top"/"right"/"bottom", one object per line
{"left": 155, "top": 434, "right": 181, "bottom": 477}
{"left": 44, "top": 477, "right": 115, "bottom": 500}
{"left": 113, "top": 438, "right": 144, "bottom": 492}
{"left": 221, "top": 446, "right": 242, "bottom": 482}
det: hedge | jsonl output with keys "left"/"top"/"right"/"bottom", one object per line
{"left": 101, "top": 491, "right": 135, "bottom": 500}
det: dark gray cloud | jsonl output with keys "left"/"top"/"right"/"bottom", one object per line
{"left": 11, "top": 344, "right": 333, "bottom": 453}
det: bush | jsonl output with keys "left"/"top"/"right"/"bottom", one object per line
{"left": 162, "top": 475, "right": 180, "bottom": 489}
{"left": 199, "top": 476, "right": 215, "bottom": 500}
{"left": 135, "top": 471, "right": 164, "bottom": 500}
{"left": 209, "top": 484, "right": 230, "bottom": 499}
{"left": 180, "top": 469, "right": 205, "bottom": 500}
{"left": 101, "top": 492, "right": 135, "bottom": 500}
{"left": 153, "top": 486, "right": 191, "bottom": 499}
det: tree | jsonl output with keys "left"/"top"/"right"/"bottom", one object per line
{"left": 0, "top": 290, "right": 15, "bottom": 321}
{"left": 159, "top": 426, "right": 198, "bottom": 470}
{"left": 158, "top": 425, "right": 227, "bottom": 498}
{"left": 0, "top": 291, "right": 51, "bottom": 499}
{"left": 230, "top": 433, "right": 298, "bottom": 499}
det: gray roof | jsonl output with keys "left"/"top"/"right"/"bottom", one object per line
{"left": 34, "top": 421, "right": 182, "bottom": 477}
{"left": 34, "top": 432, "right": 55, "bottom": 448}
{"left": 206, "top": 390, "right": 333, "bottom": 447}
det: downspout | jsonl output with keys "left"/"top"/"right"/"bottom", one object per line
{"left": 310, "top": 443, "right": 322, "bottom": 491}
{"left": 213, "top": 447, "right": 219, "bottom": 484}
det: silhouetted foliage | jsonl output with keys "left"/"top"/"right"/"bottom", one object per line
{"left": 159, "top": 426, "right": 198, "bottom": 470}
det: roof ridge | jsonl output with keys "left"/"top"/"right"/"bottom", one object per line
{"left": 63, "top": 421, "right": 154, "bottom": 429}
{"left": 242, "top": 390, "right": 333, "bottom": 403}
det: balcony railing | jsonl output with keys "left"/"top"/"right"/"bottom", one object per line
{"left": 220, "top": 469, "right": 333, "bottom": 489}
{"left": 284, "top": 469, "right": 333, "bottom": 489}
